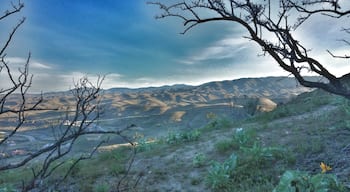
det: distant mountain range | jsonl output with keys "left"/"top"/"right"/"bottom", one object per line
{"left": 105, "top": 76, "right": 317, "bottom": 101}
{"left": 1, "top": 76, "right": 319, "bottom": 137}
{"left": 92, "top": 76, "right": 316, "bottom": 132}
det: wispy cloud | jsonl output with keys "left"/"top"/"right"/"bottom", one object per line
{"left": 5, "top": 57, "right": 53, "bottom": 69}
{"left": 179, "top": 36, "right": 250, "bottom": 65}
{"left": 31, "top": 61, "right": 52, "bottom": 69}
{"left": 28, "top": 71, "right": 123, "bottom": 92}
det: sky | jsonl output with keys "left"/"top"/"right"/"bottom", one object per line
{"left": 0, "top": 0, "right": 349, "bottom": 92}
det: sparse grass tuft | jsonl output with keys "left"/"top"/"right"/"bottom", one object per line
{"left": 165, "top": 129, "right": 201, "bottom": 144}
{"left": 192, "top": 153, "right": 207, "bottom": 168}
{"left": 203, "top": 117, "right": 233, "bottom": 130}
{"left": 93, "top": 182, "right": 110, "bottom": 192}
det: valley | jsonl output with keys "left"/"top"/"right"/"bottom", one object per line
{"left": 0, "top": 77, "right": 311, "bottom": 161}
{"left": 3, "top": 76, "right": 350, "bottom": 191}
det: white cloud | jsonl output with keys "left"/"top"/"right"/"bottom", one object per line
{"left": 4, "top": 57, "right": 53, "bottom": 70}
{"left": 31, "top": 61, "right": 52, "bottom": 69}
{"left": 179, "top": 36, "right": 250, "bottom": 65}
{"left": 4, "top": 57, "right": 27, "bottom": 64}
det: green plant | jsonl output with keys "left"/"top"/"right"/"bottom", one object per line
{"left": 339, "top": 98, "right": 350, "bottom": 129}
{"left": 240, "top": 142, "right": 281, "bottom": 168}
{"left": 93, "top": 182, "right": 110, "bottom": 192}
{"left": 205, "top": 153, "right": 237, "bottom": 191}
{"left": 273, "top": 170, "right": 347, "bottom": 192}
{"left": 110, "top": 163, "right": 126, "bottom": 176}
{"left": 137, "top": 138, "right": 154, "bottom": 152}
{"left": 0, "top": 185, "right": 16, "bottom": 192}
{"left": 180, "top": 130, "right": 201, "bottom": 142}
{"left": 214, "top": 140, "right": 234, "bottom": 153}
{"left": 204, "top": 117, "right": 233, "bottom": 130}
{"left": 165, "top": 129, "right": 201, "bottom": 144}
{"left": 165, "top": 130, "right": 179, "bottom": 144}
{"left": 192, "top": 153, "right": 207, "bottom": 168}
{"left": 293, "top": 136, "right": 325, "bottom": 155}
{"left": 231, "top": 128, "right": 255, "bottom": 149}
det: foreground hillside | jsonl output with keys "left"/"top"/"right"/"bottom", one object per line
{"left": 97, "top": 90, "right": 350, "bottom": 191}
{"left": 1, "top": 87, "right": 350, "bottom": 191}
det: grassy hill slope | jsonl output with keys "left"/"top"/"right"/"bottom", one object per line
{"left": 2, "top": 89, "right": 350, "bottom": 191}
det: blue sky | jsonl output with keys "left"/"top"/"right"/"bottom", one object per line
{"left": 0, "top": 0, "right": 349, "bottom": 92}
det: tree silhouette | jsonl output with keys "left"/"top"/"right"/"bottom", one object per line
{"left": 0, "top": 2, "right": 138, "bottom": 191}
{"left": 149, "top": 0, "right": 350, "bottom": 99}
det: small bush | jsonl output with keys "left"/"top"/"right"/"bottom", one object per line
{"left": 213, "top": 128, "right": 257, "bottom": 154}
{"left": 273, "top": 170, "right": 347, "bottom": 192}
{"left": 0, "top": 185, "right": 16, "bottom": 192}
{"left": 206, "top": 153, "right": 237, "bottom": 191}
{"left": 240, "top": 142, "right": 286, "bottom": 168}
{"left": 192, "top": 153, "right": 207, "bottom": 168}
{"left": 94, "top": 182, "right": 110, "bottom": 192}
{"left": 231, "top": 128, "right": 256, "bottom": 149}
{"left": 180, "top": 130, "right": 201, "bottom": 142}
{"left": 165, "top": 129, "right": 201, "bottom": 144}
{"left": 204, "top": 118, "right": 233, "bottom": 130}
{"left": 214, "top": 140, "right": 234, "bottom": 154}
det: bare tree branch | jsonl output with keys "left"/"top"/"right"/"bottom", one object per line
{"left": 0, "top": 0, "right": 24, "bottom": 21}
{"left": 149, "top": 0, "right": 350, "bottom": 99}
{"left": 0, "top": 2, "right": 142, "bottom": 191}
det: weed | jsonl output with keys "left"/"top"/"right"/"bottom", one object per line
{"left": 93, "top": 182, "right": 110, "bottom": 192}
{"left": 231, "top": 128, "right": 256, "bottom": 149}
{"left": 180, "top": 130, "right": 201, "bottom": 142}
{"left": 110, "top": 164, "right": 126, "bottom": 176}
{"left": 273, "top": 170, "right": 348, "bottom": 192}
{"left": 0, "top": 184, "right": 16, "bottom": 192}
{"left": 205, "top": 153, "right": 237, "bottom": 191}
{"left": 213, "top": 128, "right": 257, "bottom": 154}
{"left": 165, "top": 129, "right": 201, "bottom": 144}
{"left": 138, "top": 139, "right": 155, "bottom": 152}
{"left": 293, "top": 136, "right": 325, "bottom": 155}
{"left": 192, "top": 153, "right": 207, "bottom": 168}
{"left": 204, "top": 117, "right": 233, "bottom": 130}
{"left": 240, "top": 142, "right": 286, "bottom": 168}
{"left": 214, "top": 140, "right": 234, "bottom": 154}
{"left": 78, "top": 178, "right": 94, "bottom": 192}
{"left": 165, "top": 130, "right": 179, "bottom": 144}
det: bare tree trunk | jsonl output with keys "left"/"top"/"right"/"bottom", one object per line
{"left": 148, "top": 0, "right": 350, "bottom": 99}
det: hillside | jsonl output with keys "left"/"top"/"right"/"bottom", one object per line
{"left": 74, "top": 89, "right": 350, "bottom": 191}
{"left": 0, "top": 77, "right": 312, "bottom": 143}
{"left": 3, "top": 76, "right": 349, "bottom": 191}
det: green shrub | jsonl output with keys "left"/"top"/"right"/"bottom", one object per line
{"left": 214, "top": 140, "right": 234, "bottom": 154}
{"left": 0, "top": 185, "right": 16, "bottom": 192}
{"left": 192, "top": 153, "right": 207, "bottom": 168}
{"left": 165, "top": 130, "right": 179, "bottom": 144}
{"left": 231, "top": 128, "right": 256, "bottom": 149}
{"left": 93, "top": 182, "right": 110, "bottom": 192}
{"left": 166, "top": 129, "right": 201, "bottom": 144}
{"left": 273, "top": 170, "right": 347, "bottom": 192}
{"left": 240, "top": 142, "right": 286, "bottom": 168}
{"left": 206, "top": 153, "right": 237, "bottom": 191}
{"left": 179, "top": 130, "right": 201, "bottom": 142}
{"left": 204, "top": 117, "right": 233, "bottom": 130}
